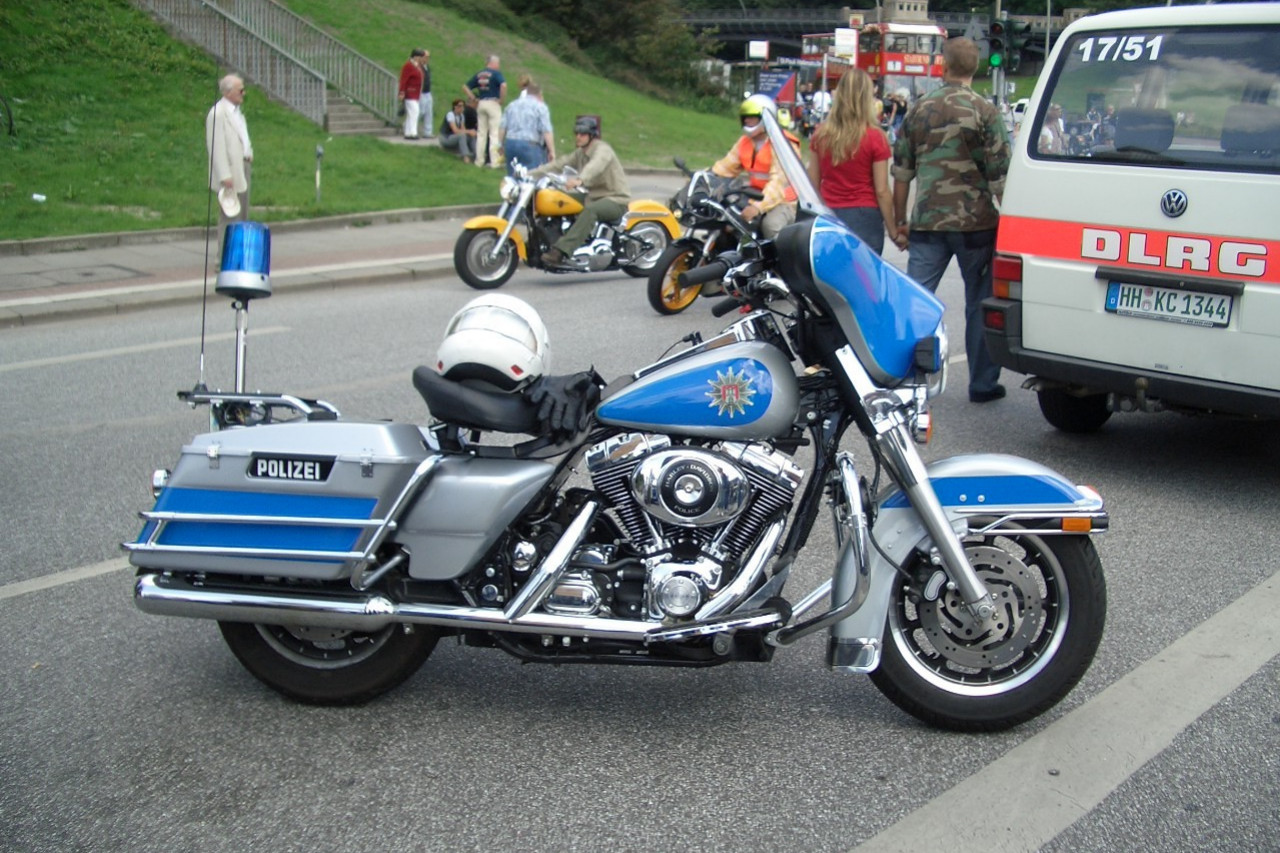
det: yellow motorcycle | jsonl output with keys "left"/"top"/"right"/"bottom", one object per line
{"left": 454, "top": 164, "right": 680, "bottom": 290}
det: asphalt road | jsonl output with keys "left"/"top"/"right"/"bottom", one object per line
{"left": 1, "top": 256, "right": 1277, "bottom": 852}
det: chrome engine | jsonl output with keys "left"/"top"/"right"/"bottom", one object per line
{"left": 542, "top": 432, "right": 805, "bottom": 622}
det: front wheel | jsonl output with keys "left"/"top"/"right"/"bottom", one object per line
{"left": 870, "top": 529, "right": 1106, "bottom": 732}
{"left": 647, "top": 243, "right": 703, "bottom": 315}
{"left": 454, "top": 228, "right": 519, "bottom": 290}
{"left": 621, "top": 221, "right": 671, "bottom": 278}
{"left": 219, "top": 620, "right": 439, "bottom": 705}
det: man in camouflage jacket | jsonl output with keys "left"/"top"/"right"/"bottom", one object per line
{"left": 892, "top": 37, "right": 1012, "bottom": 403}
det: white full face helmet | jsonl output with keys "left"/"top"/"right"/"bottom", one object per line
{"left": 435, "top": 294, "right": 550, "bottom": 391}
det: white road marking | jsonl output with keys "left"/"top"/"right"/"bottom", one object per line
{"left": 0, "top": 558, "right": 130, "bottom": 601}
{"left": 853, "top": 569, "right": 1280, "bottom": 852}
{"left": 0, "top": 326, "right": 289, "bottom": 374}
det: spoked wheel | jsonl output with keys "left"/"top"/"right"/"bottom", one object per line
{"left": 218, "top": 620, "right": 439, "bottom": 705}
{"left": 647, "top": 244, "right": 702, "bottom": 315}
{"left": 454, "top": 228, "right": 519, "bottom": 289}
{"left": 870, "top": 527, "right": 1106, "bottom": 732}
{"left": 621, "top": 221, "right": 671, "bottom": 277}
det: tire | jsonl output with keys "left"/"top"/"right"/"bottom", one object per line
{"left": 454, "top": 228, "right": 518, "bottom": 290}
{"left": 621, "top": 221, "right": 671, "bottom": 277}
{"left": 647, "top": 244, "right": 703, "bottom": 315}
{"left": 870, "top": 530, "right": 1106, "bottom": 732}
{"left": 1038, "top": 388, "right": 1111, "bottom": 433}
{"left": 218, "top": 620, "right": 439, "bottom": 705}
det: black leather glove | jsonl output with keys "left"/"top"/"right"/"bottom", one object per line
{"left": 524, "top": 370, "right": 603, "bottom": 442}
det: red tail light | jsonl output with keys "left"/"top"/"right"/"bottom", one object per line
{"left": 983, "top": 306, "right": 1007, "bottom": 331}
{"left": 992, "top": 253, "right": 1023, "bottom": 299}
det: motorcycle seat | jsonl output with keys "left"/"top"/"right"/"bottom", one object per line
{"left": 412, "top": 366, "right": 541, "bottom": 435}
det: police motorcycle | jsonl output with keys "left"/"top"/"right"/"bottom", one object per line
{"left": 646, "top": 157, "right": 763, "bottom": 316}
{"left": 453, "top": 119, "right": 680, "bottom": 290}
{"left": 127, "top": 109, "right": 1108, "bottom": 731}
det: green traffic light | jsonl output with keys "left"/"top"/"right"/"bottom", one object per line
{"left": 990, "top": 53, "right": 1003, "bottom": 67}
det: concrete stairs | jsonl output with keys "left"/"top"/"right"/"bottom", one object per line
{"left": 326, "top": 98, "right": 394, "bottom": 136}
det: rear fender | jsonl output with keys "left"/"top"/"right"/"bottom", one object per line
{"left": 461, "top": 215, "right": 527, "bottom": 260}
{"left": 624, "top": 202, "right": 681, "bottom": 239}
{"left": 831, "top": 452, "right": 1107, "bottom": 661}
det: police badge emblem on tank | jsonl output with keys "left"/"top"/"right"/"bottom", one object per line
{"left": 247, "top": 453, "right": 335, "bottom": 482}
{"left": 706, "top": 365, "right": 756, "bottom": 418}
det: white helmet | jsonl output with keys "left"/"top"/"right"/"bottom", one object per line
{"left": 435, "top": 294, "right": 550, "bottom": 391}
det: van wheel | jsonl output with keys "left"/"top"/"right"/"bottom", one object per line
{"left": 1037, "top": 388, "right": 1111, "bottom": 433}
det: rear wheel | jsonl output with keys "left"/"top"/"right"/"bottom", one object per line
{"left": 1038, "top": 388, "right": 1111, "bottom": 433}
{"left": 870, "top": 529, "right": 1106, "bottom": 732}
{"left": 621, "top": 221, "right": 671, "bottom": 277}
{"left": 454, "top": 228, "right": 518, "bottom": 289}
{"left": 218, "top": 620, "right": 438, "bottom": 705}
{"left": 647, "top": 244, "right": 702, "bottom": 315}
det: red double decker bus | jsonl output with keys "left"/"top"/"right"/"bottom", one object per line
{"left": 803, "top": 22, "right": 948, "bottom": 100}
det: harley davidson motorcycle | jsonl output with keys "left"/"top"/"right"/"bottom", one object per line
{"left": 647, "top": 157, "right": 763, "bottom": 316}
{"left": 453, "top": 163, "right": 680, "bottom": 289}
{"left": 127, "top": 112, "right": 1107, "bottom": 731}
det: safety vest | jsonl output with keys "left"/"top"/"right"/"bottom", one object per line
{"left": 734, "top": 132, "right": 799, "bottom": 202}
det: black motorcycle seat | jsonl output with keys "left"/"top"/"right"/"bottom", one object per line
{"left": 412, "top": 367, "right": 541, "bottom": 435}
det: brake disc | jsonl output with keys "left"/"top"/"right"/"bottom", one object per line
{"left": 917, "top": 544, "right": 1046, "bottom": 669}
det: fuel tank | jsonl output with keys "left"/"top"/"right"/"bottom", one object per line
{"left": 596, "top": 339, "right": 800, "bottom": 440}
{"left": 535, "top": 187, "right": 584, "bottom": 217}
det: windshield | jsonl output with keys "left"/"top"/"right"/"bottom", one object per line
{"left": 762, "top": 109, "right": 830, "bottom": 221}
{"left": 1031, "top": 23, "right": 1280, "bottom": 174}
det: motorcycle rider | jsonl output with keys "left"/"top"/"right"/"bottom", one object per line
{"left": 535, "top": 115, "right": 631, "bottom": 268}
{"left": 711, "top": 95, "right": 801, "bottom": 239}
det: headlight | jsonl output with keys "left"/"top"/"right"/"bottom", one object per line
{"left": 499, "top": 176, "right": 520, "bottom": 203}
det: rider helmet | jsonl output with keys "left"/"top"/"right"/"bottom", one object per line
{"left": 739, "top": 94, "right": 776, "bottom": 135}
{"left": 573, "top": 115, "right": 601, "bottom": 138}
{"left": 435, "top": 294, "right": 550, "bottom": 391}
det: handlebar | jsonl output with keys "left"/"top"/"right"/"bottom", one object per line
{"left": 676, "top": 252, "right": 742, "bottom": 289}
{"left": 711, "top": 297, "right": 741, "bottom": 318}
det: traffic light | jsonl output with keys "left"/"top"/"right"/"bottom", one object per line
{"left": 1008, "top": 20, "right": 1031, "bottom": 72}
{"left": 988, "top": 18, "right": 1006, "bottom": 69}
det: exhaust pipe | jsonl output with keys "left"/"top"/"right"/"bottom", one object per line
{"left": 135, "top": 572, "right": 660, "bottom": 641}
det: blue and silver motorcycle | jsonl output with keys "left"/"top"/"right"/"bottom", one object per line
{"left": 127, "top": 112, "right": 1107, "bottom": 731}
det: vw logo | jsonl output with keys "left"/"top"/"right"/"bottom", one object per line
{"left": 1161, "top": 188, "right": 1188, "bottom": 218}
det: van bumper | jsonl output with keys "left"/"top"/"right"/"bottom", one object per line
{"left": 981, "top": 296, "right": 1280, "bottom": 419}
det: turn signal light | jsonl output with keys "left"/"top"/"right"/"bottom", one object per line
{"left": 1061, "top": 517, "right": 1092, "bottom": 533}
{"left": 992, "top": 253, "right": 1022, "bottom": 299}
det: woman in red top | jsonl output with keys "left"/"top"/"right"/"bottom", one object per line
{"left": 806, "top": 68, "right": 899, "bottom": 255}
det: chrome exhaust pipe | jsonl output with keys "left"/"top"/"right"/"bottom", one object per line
{"left": 134, "top": 572, "right": 659, "bottom": 641}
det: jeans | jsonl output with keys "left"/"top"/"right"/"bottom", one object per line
{"left": 906, "top": 229, "right": 1002, "bottom": 395}
{"left": 440, "top": 132, "right": 472, "bottom": 160}
{"left": 831, "top": 206, "right": 885, "bottom": 256}
{"left": 503, "top": 138, "right": 545, "bottom": 176}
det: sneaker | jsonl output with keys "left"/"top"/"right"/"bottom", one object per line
{"left": 541, "top": 248, "right": 565, "bottom": 267}
{"left": 969, "top": 384, "right": 1007, "bottom": 403}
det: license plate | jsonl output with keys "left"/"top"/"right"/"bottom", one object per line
{"left": 1105, "top": 281, "right": 1233, "bottom": 328}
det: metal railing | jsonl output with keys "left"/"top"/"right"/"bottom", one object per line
{"left": 209, "top": 0, "right": 397, "bottom": 123}
{"left": 137, "top": 0, "right": 328, "bottom": 126}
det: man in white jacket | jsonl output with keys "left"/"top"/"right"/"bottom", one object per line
{"left": 206, "top": 73, "right": 253, "bottom": 254}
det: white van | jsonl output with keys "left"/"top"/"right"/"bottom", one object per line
{"left": 983, "top": 3, "right": 1280, "bottom": 431}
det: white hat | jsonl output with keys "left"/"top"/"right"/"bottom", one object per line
{"left": 218, "top": 185, "right": 240, "bottom": 218}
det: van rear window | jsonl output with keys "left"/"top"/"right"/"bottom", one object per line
{"left": 1029, "top": 24, "right": 1280, "bottom": 174}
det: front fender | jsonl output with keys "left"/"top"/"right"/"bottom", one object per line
{"left": 624, "top": 202, "right": 682, "bottom": 239}
{"left": 461, "top": 215, "right": 527, "bottom": 260}
{"left": 830, "top": 453, "right": 1107, "bottom": 663}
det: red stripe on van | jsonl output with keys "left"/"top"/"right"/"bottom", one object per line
{"left": 996, "top": 215, "right": 1280, "bottom": 283}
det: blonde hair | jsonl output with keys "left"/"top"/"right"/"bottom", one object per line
{"left": 812, "top": 69, "right": 880, "bottom": 167}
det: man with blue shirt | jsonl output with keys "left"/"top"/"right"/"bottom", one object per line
{"left": 499, "top": 82, "right": 554, "bottom": 175}
{"left": 463, "top": 55, "right": 506, "bottom": 168}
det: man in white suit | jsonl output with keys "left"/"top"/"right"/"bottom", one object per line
{"left": 206, "top": 73, "right": 253, "bottom": 255}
